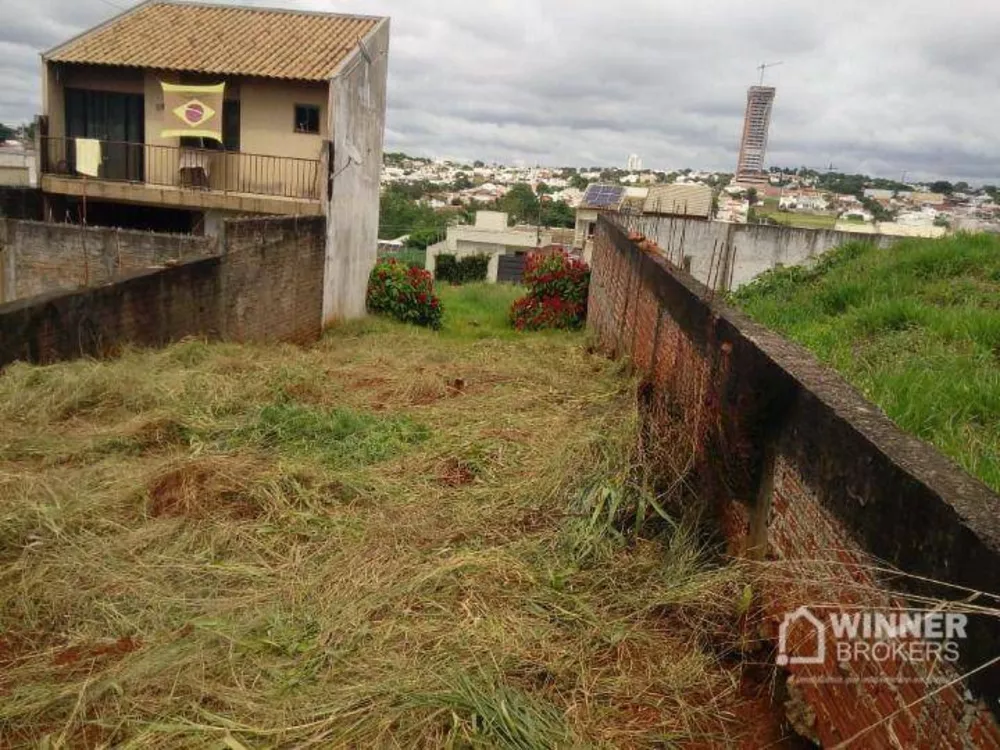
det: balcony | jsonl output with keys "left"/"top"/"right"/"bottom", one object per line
{"left": 40, "top": 137, "right": 324, "bottom": 217}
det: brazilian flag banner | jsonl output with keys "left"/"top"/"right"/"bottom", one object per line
{"left": 161, "top": 82, "right": 226, "bottom": 141}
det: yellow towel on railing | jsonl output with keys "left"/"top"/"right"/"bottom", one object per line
{"left": 75, "top": 138, "right": 101, "bottom": 177}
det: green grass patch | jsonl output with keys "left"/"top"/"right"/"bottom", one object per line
{"left": 234, "top": 403, "right": 429, "bottom": 466}
{"left": 757, "top": 209, "right": 838, "bottom": 230}
{"left": 437, "top": 282, "right": 524, "bottom": 340}
{"left": 733, "top": 233, "right": 1000, "bottom": 492}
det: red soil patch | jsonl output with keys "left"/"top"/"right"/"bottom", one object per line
{"left": 350, "top": 376, "right": 390, "bottom": 391}
{"left": 148, "top": 459, "right": 263, "bottom": 520}
{"left": 438, "top": 458, "right": 477, "bottom": 487}
{"left": 53, "top": 636, "right": 142, "bottom": 669}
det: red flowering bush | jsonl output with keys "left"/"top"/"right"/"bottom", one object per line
{"left": 367, "top": 258, "right": 443, "bottom": 330}
{"left": 511, "top": 251, "right": 591, "bottom": 331}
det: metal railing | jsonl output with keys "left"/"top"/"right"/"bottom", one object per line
{"left": 42, "top": 136, "right": 322, "bottom": 202}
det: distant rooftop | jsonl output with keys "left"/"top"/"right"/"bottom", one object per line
{"left": 45, "top": 1, "right": 385, "bottom": 82}
{"left": 643, "top": 184, "right": 713, "bottom": 219}
{"left": 580, "top": 184, "right": 626, "bottom": 210}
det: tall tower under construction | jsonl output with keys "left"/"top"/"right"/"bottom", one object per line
{"left": 736, "top": 86, "right": 776, "bottom": 185}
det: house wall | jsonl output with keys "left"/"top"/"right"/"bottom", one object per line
{"left": 0, "top": 214, "right": 326, "bottom": 367}
{"left": 239, "top": 79, "right": 327, "bottom": 161}
{"left": 324, "top": 19, "right": 390, "bottom": 322}
{"left": 45, "top": 62, "right": 326, "bottom": 198}
{"left": 574, "top": 208, "right": 599, "bottom": 248}
{"left": 587, "top": 216, "right": 1000, "bottom": 745}
{"left": 0, "top": 218, "right": 216, "bottom": 304}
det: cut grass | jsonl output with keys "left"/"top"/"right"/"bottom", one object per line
{"left": 756, "top": 209, "right": 838, "bottom": 230}
{"left": 0, "top": 284, "right": 772, "bottom": 748}
{"left": 732, "top": 233, "right": 1000, "bottom": 492}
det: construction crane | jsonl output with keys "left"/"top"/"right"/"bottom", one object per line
{"left": 757, "top": 61, "right": 783, "bottom": 86}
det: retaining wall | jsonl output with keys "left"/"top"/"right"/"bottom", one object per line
{"left": 588, "top": 216, "right": 1000, "bottom": 747}
{"left": 632, "top": 215, "right": 898, "bottom": 290}
{"left": 0, "top": 215, "right": 326, "bottom": 367}
{"left": 0, "top": 218, "right": 215, "bottom": 304}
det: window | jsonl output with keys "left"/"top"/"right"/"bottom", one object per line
{"left": 294, "top": 104, "right": 321, "bottom": 134}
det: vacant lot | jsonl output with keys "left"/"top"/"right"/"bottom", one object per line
{"left": 733, "top": 234, "right": 1000, "bottom": 493}
{"left": 755, "top": 209, "right": 838, "bottom": 230}
{"left": 0, "top": 284, "right": 782, "bottom": 748}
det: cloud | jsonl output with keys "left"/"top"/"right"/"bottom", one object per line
{"left": 1, "top": 0, "right": 997, "bottom": 182}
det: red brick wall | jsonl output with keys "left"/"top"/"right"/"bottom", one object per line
{"left": 0, "top": 258, "right": 222, "bottom": 366}
{"left": 220, "top": 216, "right": 325, "bottom": 345}
{"left": 589, "top": 216, "right": 1000, "bottom": 746}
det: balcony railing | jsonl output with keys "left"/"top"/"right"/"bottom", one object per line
{"left": 41, "top": 136, "right": 323, "bottom": 202}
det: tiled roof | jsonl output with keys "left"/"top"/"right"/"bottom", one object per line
{"left": 45, "top": 1, "right": 384, "bottom": 82}
{"left": 643, "top": 184, "right": 713, "bottom": 218}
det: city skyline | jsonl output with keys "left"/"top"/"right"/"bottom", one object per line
{"left": 1, "top": 0, "right": 998, "bottom": 183}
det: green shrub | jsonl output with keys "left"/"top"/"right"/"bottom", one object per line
{"left": 510, "top": 252, "right": 591, "bottom": 331}
{"left": 435, "top": 253, "right": 491, "bottom": 285}
{"left": 367, "top": 258, "right": 443, "bottom": 329}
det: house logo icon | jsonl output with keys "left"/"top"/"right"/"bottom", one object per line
{"left": 777, "top": 606, "right": 826, "bottom": 666}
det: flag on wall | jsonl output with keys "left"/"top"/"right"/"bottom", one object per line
{"left": 160, "top": 82, "right": 226, "bottom": 141}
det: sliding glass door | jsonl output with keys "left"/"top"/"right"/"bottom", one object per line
{"left": 65, "top": 88, "right": 145, "bottom": 181}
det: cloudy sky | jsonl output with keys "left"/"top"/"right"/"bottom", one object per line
{"left": 2, "top": 0, "right": 998, "bottom": 182}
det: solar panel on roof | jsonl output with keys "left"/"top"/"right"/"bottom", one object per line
{"left": 583, "top": 184, "right": 625, "bottom": 209}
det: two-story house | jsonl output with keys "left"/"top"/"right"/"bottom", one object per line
{"left": 39, "top": 0, "right": 389, "bottom": 238}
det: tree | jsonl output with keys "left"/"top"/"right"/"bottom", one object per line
{"left": 0, "top": 123, "right": 15, "bottom": 142}
{"left": 745, "top": 187, "right": 759, "bottom": 206}
{"left": 535, "top": 182, "right": 555, "bottom": 196}
{"left": 568, "top": 174, "right": 591, "bottom": 191}
{"left": 500, "top": 183, "right": 539, "bottom": 225}
{"left": 405, "top": 226, "right": 444, "bottom": 251}
{"left": 860, "top": 196, "right": 896, "bottom": 223}
{"left": 539, "top": 200, "right": 575, "bottom": 229}
{"left": 379, "top": 185, "right": 450, "bottom": 242}
{"left": 954, "top": 181, "right": 970, "bottom": 194}
{"left": 930, "top": 180, "right": 954, "bottom": 195}
{"left": 473, "top": 160, "right": 485, "bottom": 168}
{"left": 452, "top": 172, "right": 473, "bottom": 191}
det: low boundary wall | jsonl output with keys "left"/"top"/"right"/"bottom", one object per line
{"left": 588, "top": 216, "right": 1000, "bottom": 746}
{"left": 0, "top": 215, "right": 325, "bottom": 367}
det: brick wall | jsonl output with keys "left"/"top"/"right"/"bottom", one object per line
{"left": 0, "top": 219, "right": 216, "bottom": 304}
{"left": 589, "top": 216, "right": 1000, "bottom": 747}
{"left": 221, "top": 216, "right": 325, "bottom": 344}
{"left": 0, "top": 259, "right": 222, "bottom": 365}
{"left": 0, "top": 215, "right": 326, "bottom": 367}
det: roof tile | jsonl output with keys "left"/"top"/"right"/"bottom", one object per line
{"left": 46, "top": 1, "right": 384, "bottom": 82}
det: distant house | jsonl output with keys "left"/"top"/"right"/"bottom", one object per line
{"left": 573, "top": 184, "right": 628, "bottom": 259}
{"left": 0, "top": 145, "right": 36, "bottom": 187}
{"left": 426, "top": 211, "right": 559, "bottom": 283}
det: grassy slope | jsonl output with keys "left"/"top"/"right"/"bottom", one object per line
{"left": 733, "top": 234, "right": 1000, "bottom": 493}
{"left": 0, "top": 284, "right": 768, "bottom": 748}
{"left": 756, "top": 209, "right": 838, "bottom": 230}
